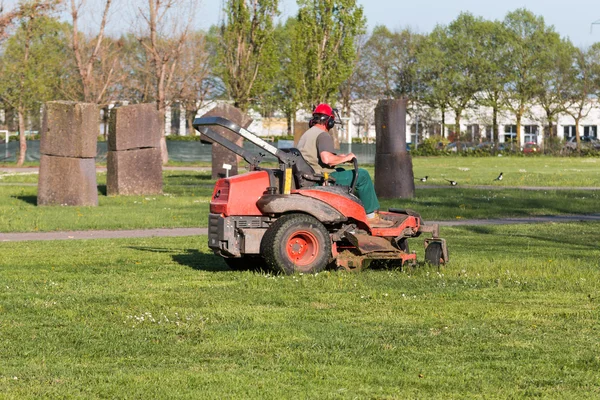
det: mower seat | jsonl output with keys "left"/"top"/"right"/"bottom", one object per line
{"left": 281, "top": 148, "right": 334, "bottom": 189}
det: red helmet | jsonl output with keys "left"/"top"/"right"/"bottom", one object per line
{"left": 313, "top": 103, "right": 334, "bottom": 118}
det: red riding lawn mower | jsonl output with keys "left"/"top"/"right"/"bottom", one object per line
{"left": 193, "top": 117, "right": 448, "bottom": 274}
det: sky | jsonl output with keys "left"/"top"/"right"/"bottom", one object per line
{"left": 197, "top": 0, "right": 600, "bottom": 48}
{"left": 2, "top": 0, "right": 598, "bottom": 47}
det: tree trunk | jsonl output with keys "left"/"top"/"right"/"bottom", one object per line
{"left": 492, "top": 107, "right": 498, "bottom": 143}
{"left": 575, "top": 118, "right": 581, "bottom": 151}
{"left": 374, "top": 98, "right": 414, "bottom": 199}
{"left": 16, "top": 108, "right": 26, "bottom": 166}
{"left": 454, "top": 109, "right": 461, "bottom": 141}
{"left": 516, "top": 113, "right": 522, "bottom": 149}
{"left": 441, "top": 108, "right": 446, "bottom": 138}
{"left": 286, "top": 113, "right": 292, "bottom": 136}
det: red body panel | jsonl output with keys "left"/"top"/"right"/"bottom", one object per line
{"left": 296, "top": 190, "right": 421, "bottom": 237}
{"left": 210, "top": 171, "right": 270, "bottom": 216}
{"left": 370, "top": 212, "right": 421, "bottom": 237}
{"left": 295, "top": 189, "right": 370, "bottom": 229}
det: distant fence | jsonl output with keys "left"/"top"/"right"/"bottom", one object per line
{"left": 0, "top": 140, "right": 378, "bottom": 165}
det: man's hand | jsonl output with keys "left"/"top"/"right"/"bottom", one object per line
{"left": 320, "top": 151, "right": 356, "bottom": 167}
{"left": 345, "top": 152, "right": 356, "bottom": 163}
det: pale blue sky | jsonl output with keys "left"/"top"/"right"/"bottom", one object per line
{"left": 199, "top": 0, "right": 599, "bottom": 48}
{"left": 2, "top": 0, "right": 598, "bottom": 47}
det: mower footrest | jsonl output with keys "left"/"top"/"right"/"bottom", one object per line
{"left": 345, "top": 232, "right": 399, "bottom": 255}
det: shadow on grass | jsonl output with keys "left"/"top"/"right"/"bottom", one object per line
{"left": 128, "top": 246, "right": 229, "bottom": 272}
{"left": 12, "top": 195, "right": 37, "bottom": 205}
{"left": 461, "top": 225, "right": 600, "bottom": 251}
{"left": 98, "top": 185, "right": 107, "bottom": 196}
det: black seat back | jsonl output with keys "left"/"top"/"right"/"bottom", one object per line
{"left": 280, "top": 148, "right": 320, "bottom": 188}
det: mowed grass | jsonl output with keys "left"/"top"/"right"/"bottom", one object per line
{"left": 380, "top": 156, "right": 600, "bottom": 187}
{"left": 0, "top": 171, "right": 214, "bottom": 232}
{"left": 1, "top": 222, "right": 599, "bottom": 398}
{"left": 1, "top": 156, "right": 600, "bottom": 233}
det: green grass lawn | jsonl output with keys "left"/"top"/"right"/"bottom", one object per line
{"left": 405, "top": 156, "right": 600, "bottom": 187}
{"left": 2, "top": 158, "right": 600, "bottom": 232}
{"left": 1, "top": 222, "right": 599, "bottom": 398}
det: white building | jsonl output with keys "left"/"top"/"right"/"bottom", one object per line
{"left": 347, "top": 99, "right": 600, "bottom": 146}
{"left": 189, "top": 98, "right": 600, "bottom": 146}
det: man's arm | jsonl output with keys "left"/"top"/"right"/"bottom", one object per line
{"left": 315, "top": 131, "right": 355, "bottom": 167}
{"left": 320, "top": 150, "right": 356, "bottom": 167}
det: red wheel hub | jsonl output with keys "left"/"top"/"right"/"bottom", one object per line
{"left": 286, "top": 230, "right": 319, "bottom": 266}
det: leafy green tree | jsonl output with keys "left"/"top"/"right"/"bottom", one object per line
{"left": 474, "top": 19, "right": 511, "bottom": 143}
{"left": 294, "top": 0, "right": 366, "bottom": 106}
{"left": 0, "top": 2, "right": 68, "bottom": 166}
{"left": 502, "top": 8, "right": 558, "bottom": 147}
{"left": 270, "top": 17, "right": 303, "bottom": 133}
{"left": 565, "top": 44, "right": 600, "bottom": 150}
{"left": 415, "top": 29, "right": 452, "bottom": 137}
{"left": 216, "top": 0, "right": 279, "bottom": 112}
{"left": 435, "top": 13, "right": 487, "bottom": 139}
{"left": 535, "top": 37, "right": 575, "bottom": 140}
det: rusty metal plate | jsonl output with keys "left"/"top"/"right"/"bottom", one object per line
{"left": 345, "top": 233, "right": 399, "bottom": 255}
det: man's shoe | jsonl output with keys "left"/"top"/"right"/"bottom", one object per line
{"left": 367, "top": 214, "right": 395, "bottom": 228}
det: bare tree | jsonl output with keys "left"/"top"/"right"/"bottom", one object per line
{"left": 135, "top": 0, "right": 197, "bottom": 164}
{"left": 0, "top": 2, "right": 22, "bottom": 41}
{"left": 70, "top": 0, "right": 121, "bottom": 104}
{"left": 171, "top": 30, "right": 217, "bottom": 133}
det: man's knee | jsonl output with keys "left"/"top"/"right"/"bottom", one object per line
{"left": 357, "top": 168, "right": 373, "bottom": 184}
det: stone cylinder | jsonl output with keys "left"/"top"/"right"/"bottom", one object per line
{"left": 374, "top": 98, "right": 415, "bottom": 199}
{"left": 37, "top": 101, "right": 99, "bottom": 206}
{"left": 106, "top": 104, "right": 163, "bottom": 196}
{"left": 196, "top": 104, "right": 252, "bottom": 180}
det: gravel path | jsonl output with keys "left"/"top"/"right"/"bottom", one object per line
{"left": 2, "top": 214, "right": 600, "bottom": 242}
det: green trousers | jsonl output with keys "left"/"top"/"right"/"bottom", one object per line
{"left": 330, "top": 168, "right": 380, "bottom": 214}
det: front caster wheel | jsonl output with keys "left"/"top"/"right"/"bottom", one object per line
{"left": 425, "top": 242, "right": 444, "bottom": 266}
{"left": 261, "top": 213, "right": 331, "bottom": 275}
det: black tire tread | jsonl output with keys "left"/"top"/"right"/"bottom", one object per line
{"left": 425, "top": 242, "right": 443, "bottom": 266}
{"left": 261, "top": 213, "right": 331, "bottom": 274}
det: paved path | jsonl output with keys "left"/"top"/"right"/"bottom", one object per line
{"left": 2, "top": 214, "right": 600, "bottom": 242}
{"left": 0, "top": 228, "right": 207, "bottom": 242}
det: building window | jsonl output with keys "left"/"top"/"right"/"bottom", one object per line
{"left": 504, "top": 125, "right": 517, "bottom": 143}
{"left": 583, "top": 125, "right": 597, "bottom": 137}
{"left": 466, "top": 125, "right": 480, "bottom": 142}
{"left": 428, "top": 124, "right": 442, "bottom": 136}
{"left": 524, "top": 125, "right": 538, "bottom": 143}
{"left": 563, "top": 125, "right": 576, "bottom": 139}
{"left": 484, "top": 125, "right": 494, "bottom": 141}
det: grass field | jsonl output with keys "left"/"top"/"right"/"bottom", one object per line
{"left": 1, "top": 156, "right": 600, "bottom": 397}
{"left": 1, "top": 157, "right": 600, "bottom": 233}
{"left": 1, "top": 223, "right": 599, "bottom": 398}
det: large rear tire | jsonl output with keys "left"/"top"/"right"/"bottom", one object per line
{"left": 261, "top": 213, "right": 331, "bottom": 275}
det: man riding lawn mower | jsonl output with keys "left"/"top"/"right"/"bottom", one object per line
{"left": 193, "top": 108, "right": 448, "bottom": 275}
